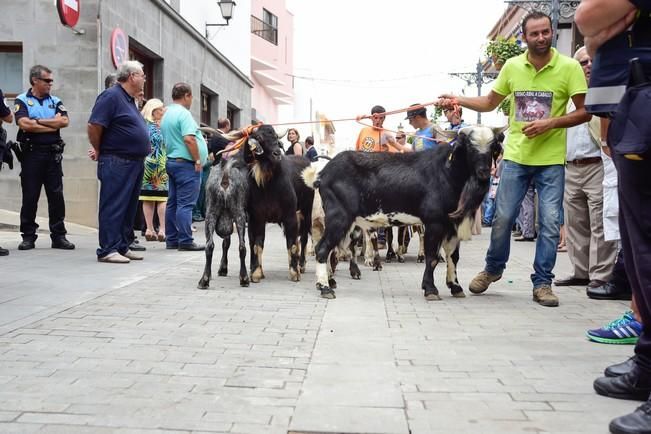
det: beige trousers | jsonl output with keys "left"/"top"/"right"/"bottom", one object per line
{"left": 563, "top": 161, "right": 617, "bottom": 281}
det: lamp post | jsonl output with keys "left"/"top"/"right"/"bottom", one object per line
{"left": 205, "top": 0, "right": 236, "bottom": 37}
{"left": 502, "top": 0, "right": 579, "bottom": 47}
{"left": 449, "top": 59, "right": 498, "bottom": 124}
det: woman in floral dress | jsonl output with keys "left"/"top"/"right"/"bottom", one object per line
{"left": 139, "top": 99, "right": 168, "bottom": 241}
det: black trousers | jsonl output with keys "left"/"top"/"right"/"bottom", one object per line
{"left": 610, "top": 249, "right": 630, "bottom": 291}
{"left": 19, "top": 148, "right": 67, "bottom": 241}
{"left": 613, "top": 153, "right": 651, "bottom": 372}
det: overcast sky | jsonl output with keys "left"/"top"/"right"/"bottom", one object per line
{"left": 285, "top": 0, "right": 510, "bottom": 147}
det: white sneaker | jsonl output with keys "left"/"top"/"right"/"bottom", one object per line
{"left": 123, "top": 250, "right": 144, "bottom": 260}
{"left": 98, "top": 252, "right": 131, "bottom": 263}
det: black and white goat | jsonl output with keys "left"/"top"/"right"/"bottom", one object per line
{"left": 198, "top": 157, "right": 250, "bottom": 289}
{"left": 304, "top": 125, "right": 504, "bottom": 299}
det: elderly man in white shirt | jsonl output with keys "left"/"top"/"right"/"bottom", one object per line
{"left": 554, "top": 46, "right": 618, "bottom": 293}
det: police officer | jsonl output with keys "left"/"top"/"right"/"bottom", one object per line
{"left": 576, "top": 2, "right": 651, "bottom": 433}
{"left": 0, "top": 87, "right": 14, "bottom": 256}
{"left": 14, "top": 65, "right": 74, "bottom": 250}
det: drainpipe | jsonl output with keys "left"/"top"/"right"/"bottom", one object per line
{"left": 96, "top": 0, "right": 103, "bottom": 95}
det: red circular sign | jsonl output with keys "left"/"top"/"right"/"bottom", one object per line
{"left": 110, "top": 28, "right": 129, "bottom": 69}
{"left": 56, "top": 0, "right": 80, "bottom": 28}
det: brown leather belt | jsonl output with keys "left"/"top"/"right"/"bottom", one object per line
{"left": 567, "top": 156, "right": 602, "bottom": 165}
{"left": 174, "top": 158, "right": 193, "bottom": 163}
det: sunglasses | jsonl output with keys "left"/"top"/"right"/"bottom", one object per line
{"left": 37, "top": 78, "right": 54, "bottom": 84}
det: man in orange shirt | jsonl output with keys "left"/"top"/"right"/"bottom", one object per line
{"left": 355, "top": 105, "right": 411, "bottom": 153}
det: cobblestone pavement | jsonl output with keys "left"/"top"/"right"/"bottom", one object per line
{"left": 0, "top": 225, "right": 635, "bottom": 434}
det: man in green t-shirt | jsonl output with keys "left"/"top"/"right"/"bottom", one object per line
{"left": 160, "top": 82, "right": 208, "bottom": 251}
{"left": 438, "top": 11, "right": 591, "bottom": 307}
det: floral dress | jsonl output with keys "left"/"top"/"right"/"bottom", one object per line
{"left": 139, "top": 121, "right": 168, "bottom": 201}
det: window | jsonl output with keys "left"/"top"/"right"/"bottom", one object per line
{"left": 227, "top": 102, "right": 240, "bottom": 129}
{"left": 128, "top": 38, "right": 163, "bottom": 100}
{"left": 200, "top": 86, "right": 218, "bottom": 127}
{"left": 251, "top": 9, "right": 278, "bottom": 45}
{"left": 0, "top": 43, "right": 23, "bottom": 98}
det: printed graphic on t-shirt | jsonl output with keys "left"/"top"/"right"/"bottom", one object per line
{"left": 514, "top": 91, "right": 553, "bottom": 122}
{"left": 360, "top": 136, "right": 376, "bottom": 152}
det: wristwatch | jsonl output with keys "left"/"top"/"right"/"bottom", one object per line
{"left": 195, "top": 159, "right": 201, "bottom": 165}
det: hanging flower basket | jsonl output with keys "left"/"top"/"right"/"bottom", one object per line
{"left": 486, "top": 37, "right": 524, "bottom": 67}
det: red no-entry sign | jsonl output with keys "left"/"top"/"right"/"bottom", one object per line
{"left": 56, "top": 0, "right": 80, "bottom": 28}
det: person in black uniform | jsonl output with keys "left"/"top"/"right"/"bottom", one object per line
{"left": 576, "top": 2, "right": 651, "bottom": 433}
{"left": 14, "top": 65, "right": 74, "bottom": 250}
{"left": 0, "top": 87, "right": 14, "bottom": 256}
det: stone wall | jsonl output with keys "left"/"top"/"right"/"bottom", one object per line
{"left": 0, "top": 0, "right": 252, "bottom": 228}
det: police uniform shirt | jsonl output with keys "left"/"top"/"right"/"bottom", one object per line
{"left": 14, "top": 89, "right": 67, "bottom": 145}
{"left": 0, "top": 89, "right": 11, "bottom": 118}
{"left": 586, "top": 1, "right": 651, "bottom": 115}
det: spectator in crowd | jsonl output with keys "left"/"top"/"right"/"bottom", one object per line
{"left": 285, "top": 128, "right": 304, "bottom": 156}
{"left": 576, "top": 1, "right": 651, "bottom": 431}
{"left": 88, "top": 61, "right": 149, "bottom": 263}
{"left": 160, "top": 82, "right": 207, "bottom": 251}
{"left": 14, "top": 65, "right": 74, "bottom": 251}
{"left": 554, "top": 46, "right": 617, "bottom": 293}
{"left": 207, "top": 118, "right": 231, "bottom": 159}
{"left": 305, "top": 136, "right": 318, "bottom": 162}
{"left": 444, "top": 105, "right": 469, "bottom": 132}
{"left": 139, "top": 98, "right": 168, "bottom": 242}
{"left": 0, "top": 87, "right": 14, "bottom": 256}
{"left": 514, "top": 183, "right": 536, "bottom": 242}
{"left": 406, "top": 104, "right": 438, "bottom": 151}
{"left": 439, "top": 11, "right": 591, "bottom": 307}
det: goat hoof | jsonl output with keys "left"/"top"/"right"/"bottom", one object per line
{"left": 373, "top": 263, "right": 383, "bottom": 271}
{"left": 328, "top": 278, "right": 337, "bottom": 289}
{"left": 397, "top": 256, "right": 405, "bottom": 263}
{"left": 449, "top": 284, "right": 465, "bottom": 298}
{"left": 289, "top": 270, "right": 300, "bottom": 282}
{"left": 417, "top": 255, "right": 425, "bottom": 263}
{"left": 321, "top": 289, "right": 336, "bottom": 299}
{"left": 251, "top": 268, "right": 263, "bottom": 282}
{"left": 451, "top": 290, "right": 466, "bottom": 298}
{"left": 218, "top": 268, "right": 227, "bottom": 277}
{"left": 386, "top": 251, "right": 396, "bottom": 262}
{"left": 299, "top": 266, "right": 306, "bottom": 274}
{"left": 197, "top": 279, "right": 210, "bottom": 290}
{"left": 424, "top": 291, "right": 441, "bottom": 301}
{"left": 240, "top": 276, "right": 250, "bottom": 287}
{"left": 350, "top": 270, "right": 361, "bottom": 280}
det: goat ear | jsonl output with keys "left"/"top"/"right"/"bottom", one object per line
{"left": 248, "top": 137, "right": 264, "bottom": 155}
{"left": 432, "top": 124, "right": 457, "bottom": 144}
{"left": 491, "top": 125, "right": 508, "bottom": 140}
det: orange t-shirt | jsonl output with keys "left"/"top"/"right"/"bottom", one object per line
{"left": 356, "top": 126, "right": 394, "bottom": 152}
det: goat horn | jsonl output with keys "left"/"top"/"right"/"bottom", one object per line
{"left": 276, "top": 129, "right": 288, "bottom": 139}
{"left": 199, "top": 126, "right": 219, "bottom": 136}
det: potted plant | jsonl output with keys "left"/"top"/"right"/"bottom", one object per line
{"left": 486, "top": 37, "right": 524, "bottom": 70}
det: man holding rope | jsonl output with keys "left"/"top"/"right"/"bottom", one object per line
{"left": 437, "top": 11, "right": 591, "bottom": 307}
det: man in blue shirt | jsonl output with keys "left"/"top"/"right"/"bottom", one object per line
{"left": 14, "top": 65, "right": 74, "bottom": 251}
{"left": 160, "top": 83, "right": 208, "bottom": 251}
{"left": 406, "top": 104, "right": 438, "bottom": 151}
{"left": 88, "top": 60, "right": 149, "bottom": 264}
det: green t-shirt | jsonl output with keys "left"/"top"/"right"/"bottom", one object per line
{"left": 492, "top": 48, "right": 587, "bottom": 166}
{"left": 160, "top": 103, "right": 208, "bottom": 163}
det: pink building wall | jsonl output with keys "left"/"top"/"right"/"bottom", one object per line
{"left": 250, "top": 0, "right": 294, "bottom": 123}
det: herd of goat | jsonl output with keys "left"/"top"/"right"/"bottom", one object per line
{"left": 197, "top": 124, "right": 505, "bottom": 300}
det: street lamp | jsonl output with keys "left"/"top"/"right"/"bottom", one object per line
{"left": 205, "top": 0, "right": 236, "bottom": 37}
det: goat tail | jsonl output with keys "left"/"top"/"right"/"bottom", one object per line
{"left": 301, "top": 166, "right": 320, "bottom": 189}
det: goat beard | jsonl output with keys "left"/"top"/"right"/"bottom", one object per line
{"left": 250, "top": 161, "right": 273, "bottom": 187}
{"left": 448, "top": 175, "right": 490, "bottom": 221}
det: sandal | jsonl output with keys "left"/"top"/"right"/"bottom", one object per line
{"left": 145, "top": 230, "right": 156, "bottom": 241}
{"left": 157, "top": 232, "right": 166, "bottom": 242}
{"left": 557, "top": 243, "right": 567, "bottom": 252}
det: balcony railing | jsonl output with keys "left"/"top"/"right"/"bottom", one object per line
{"left": 251, "top": 15, "right": 278, "bottom": 45}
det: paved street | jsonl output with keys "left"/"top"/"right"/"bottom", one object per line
{"left": 0, "top": 217, "right": 635, "bottom": 434}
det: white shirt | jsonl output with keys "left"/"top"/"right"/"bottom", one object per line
{"left": 566, "top": 122, "right": 600, "bottom": 161}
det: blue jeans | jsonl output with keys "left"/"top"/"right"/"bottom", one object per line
{"left": 482, "top": 196, "right": 495, "bottom": 225}
{"left": 97, "top": 154, "right": 144, "bottom": 258}
{"left": 166, "top": 160, "right": 201, "bottom": 246}
{"left": 485, "top": 160, "right": 564, "bottom": 288}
